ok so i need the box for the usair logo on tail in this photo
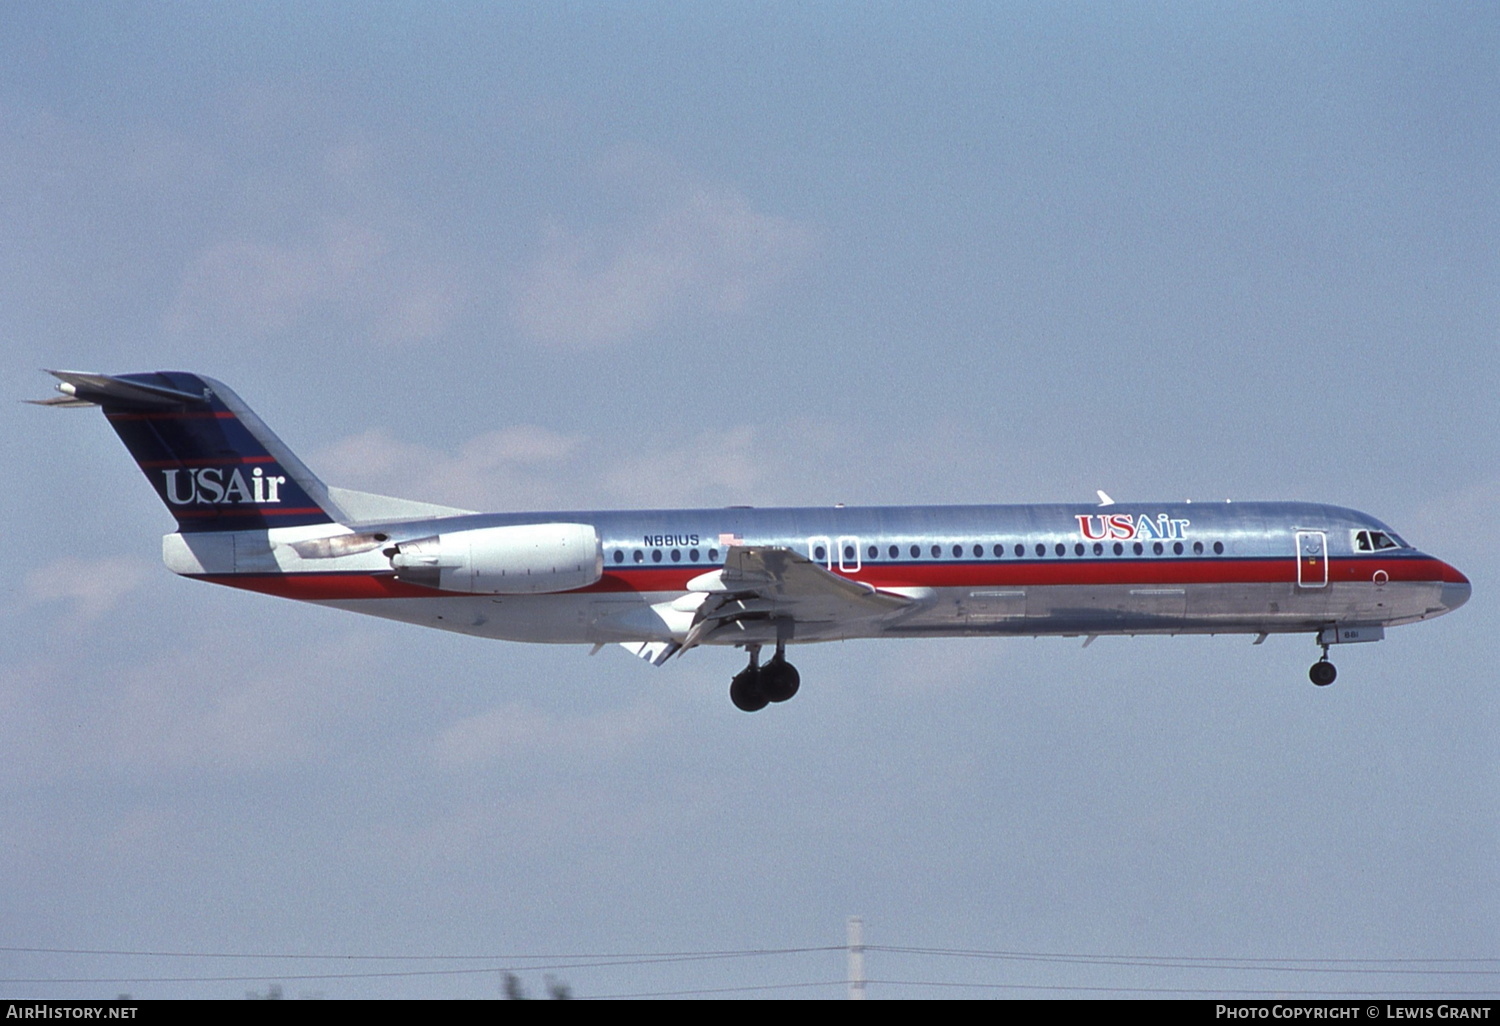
[163,466,288,505]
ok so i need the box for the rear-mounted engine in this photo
[388,523,602,594]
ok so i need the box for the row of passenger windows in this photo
[818,541,1225,560]
[612,547,721,565]
[609,540,1227,565]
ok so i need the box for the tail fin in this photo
[34,370,342,533]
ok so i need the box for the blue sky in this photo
[2,2,1496,999]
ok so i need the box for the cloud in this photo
[101,631,377,772]
[23,556,149,621]
[158,107,464,346]
[0,626,386,785]
[313,424,588,511]
[511,176,816,347]
[165,218,459,344]
[310,412,1001,514]
[312,416,846,513]
[598,425,781,508]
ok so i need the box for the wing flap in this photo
[667,545,915,654]
[715,545,911,617]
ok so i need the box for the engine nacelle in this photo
[390,523,602,594]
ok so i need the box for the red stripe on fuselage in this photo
[198,573,445,600]
[191,556,1465,602]
[586,556,1464,590]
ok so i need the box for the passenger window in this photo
[652,549,663,563]
[1035,543,1046,557]
[931,544,942,558]
[633,550,644,563]
[815,545,827,561]
[708,548,719,561]
[1055,543,1065,557]
[973,544,983,558]
[689,548,699,561]
[953,544,963,558]
[1173,542,1183,555]
[993,544,1004,557]
[671,549,681,562]
[1133,542,1144,555]
[1153,542,1164,555]
[1092,542,1103,556]
[1193,541,1204,555]
[911,544,921,558]
[1014,543,1024,557]
[889,545,899,559]
[1113,542,1124,556]
[613,550,624,564]
[868,545,878,559]
[845,545,857,561]
[1074,543,1085,556]
[1213,541,1224,555]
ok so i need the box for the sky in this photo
[1,1,1496,1000]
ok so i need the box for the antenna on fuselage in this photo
[1096,490,1115,507]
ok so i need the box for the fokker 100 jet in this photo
[36,370,1470,711]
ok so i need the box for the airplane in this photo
[34,370,1471,711]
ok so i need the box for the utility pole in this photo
[847,916,866,1000]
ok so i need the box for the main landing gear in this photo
[1309,641,1337,687]
[729,642,801,712]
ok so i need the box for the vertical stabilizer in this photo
[35,370,344,533]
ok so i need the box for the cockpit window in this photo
[1354,529,1405,552]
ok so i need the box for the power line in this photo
[873,944,1500,964]
[868,945,1500,975]
[581,980,846,999]
[864,979,1500,997]
[0,944,837,961]
[5,938,1496,996]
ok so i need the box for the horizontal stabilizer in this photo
[31,370,210,409]
[326,486,475,525]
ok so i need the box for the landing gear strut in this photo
[729,646,768,712]
[728,642,801,712]
[1309,642,1337,687]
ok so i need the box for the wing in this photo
[619,545,918,666]
[676,545,915,652]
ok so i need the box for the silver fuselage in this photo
[174,500,1470,648]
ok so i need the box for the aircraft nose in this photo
[1439,563,1471,614]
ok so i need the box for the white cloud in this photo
[0,628,385,782]
[311,416,846,513]
[511,171,816,346]
[310,412,994,514]
[23,556,149,621]
[101,633,364,771]
[165,217,459,344]
[599,425,780,508]
[312,424,588,511]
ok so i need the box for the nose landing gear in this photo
[1309,641,1337,686]
[728,642,801,712]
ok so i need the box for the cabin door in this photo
[1296,531,1328,588]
